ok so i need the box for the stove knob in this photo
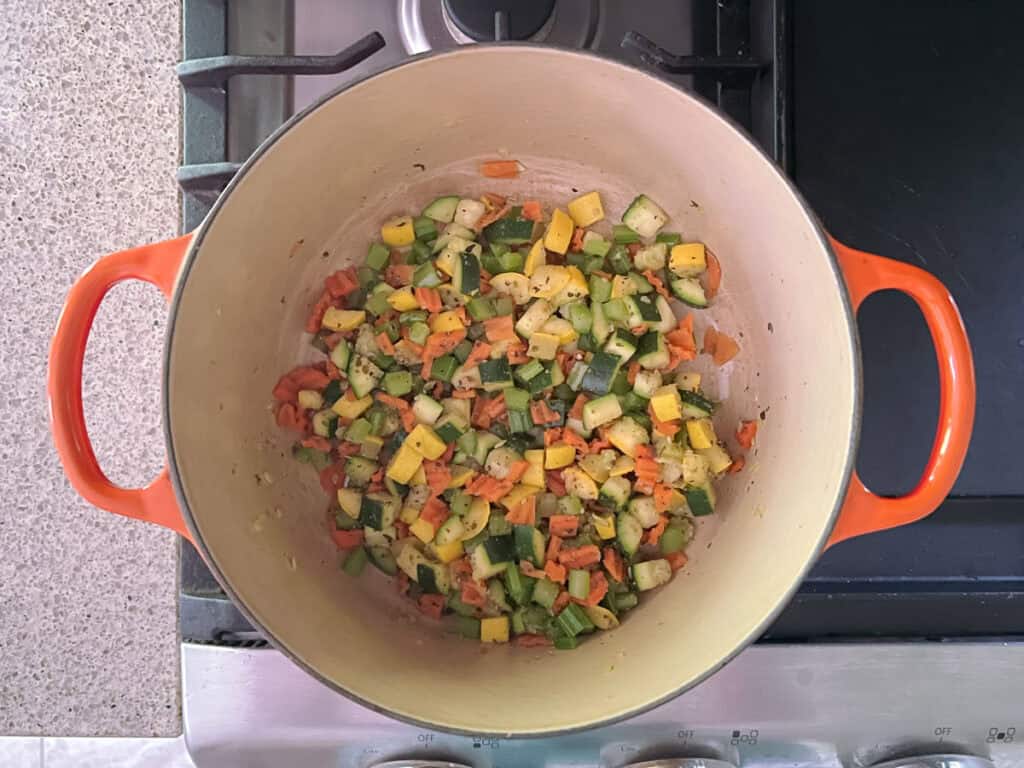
[622,760,737,768]
[373,762,472,768]
[872,756,995,768]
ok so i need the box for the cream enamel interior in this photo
[166,47,857,735]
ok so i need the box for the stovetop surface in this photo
[178,0,1024,645]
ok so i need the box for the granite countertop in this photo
[0,1,182,736]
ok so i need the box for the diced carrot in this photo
[475,203,512,231]
[287,366,331,391]
[441,443,455,463]
[551,590,571,614]
[574,570,609,607]
[568,394,588,422]
[644,515,669,545]
[506,341,529,364]
[627,361,640,386]
[506,494,537,525]
[479,159,520,179]
[418,594,445,620]
[571,227,586,252]
[665,343,696,372]
[420,497,450,530]
[530,400,561,425]
[558,545,601,569]
[483,315,516,341]
[275,403,308,433]
[414,287,442,313]
[423,329,467,360]
[481,192,507,209]
[514,633,553,647]
[471,395,493,429]
[331,529,364,550]
[544,560,567,584]
[548,515,579,538]
[546,470,566,496]
[301,436,333,452]
[589,438,612,454]
[521,200,543,222]
[485,393,507,419]
[653,485,674,514]
[376,332,396,356]
[451,557,473,581]
[272,377,298,403]
[384,264,414,288]
[545,534,563,563]
[337,441,361,456]
[394,520,410,539]
[460,580,488,607]
[324,267,360,299]
[666,314,697,354]
[650,405,681,437]
[305,289,334,333]
[544,427,563,447]
[505,460,531,484]
[642,269,671,300]
[318,462,347,496]
[736,419,759,449]
[603,547,626,583]
[422,460,453,498]
[464,341,492,367]
[324,360,342,380]
[465,475,514,503]
[375,392,411,412]
[563,428,588,454]
[704,327,739,366]
[396,572,410,596]
[727,455,746,474]
[705,250,722,299]
[666,552,689,571]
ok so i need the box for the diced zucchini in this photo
[580,351,621,395]
[622,194,669,238]
[671,277,709,308]
[605,416,649,458]
[422,195,460,223]
[591,300,611,344]
[562,467,598,500]
[679,389,716,418]
[632,559,672,591]
[582,393,623,432]
[600,476,632,510]
[484,216,536,246]
[514,524,546,567]
[604,328,638,361]
[485,445,523,480]
[615,513,643,555]
[636,332,670,370]
[479,358,513,391]
[453,249,481,295]
[453,198,486,229]
[435,516,466,546]
[633,293,662,323]
[515,299,555,339]
[471,544,509,581]
[412,393,444,425]
[367,545,398,575]
[329,338,351,371]
[653,294,677,333]
[348,355,384,398]
[700,443,734,475]
[633,369,662,399]
[633,242,668,271]
[685,481,717,516]
[628,496,659,528]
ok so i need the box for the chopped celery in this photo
[366,242,390,270]
[612,224,641,244]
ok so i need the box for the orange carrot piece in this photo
[505,460,531,484]
[705,250,722,299]
[331,529,364,550]
[727,455,746,474]
[301,436,333,452]
[575,570,609,607]
[530,399,560,425]
[275,403,308,433]
[423,460,453,498]
[376,332,396,356]
[452,387,477,399]
[464,340,492,367]
[551,589,572,614]
[546,534,563,563]
[570,227,586,252]
[643,269,671,300]
[481,192,507,209]
[414,287,442,313]
[460,580,488,607]
[337,441,361,457]
[521,200,543,221]
[644,515,669,545]
[471,395,493,429]
[418,594,446,620]
[479,159,520,178]
[324,267,360,298]
[548,515,579,538]
[505,495,537,526]
[384,264,414,288]
[544,560,567,584]
[375,392,411,412]
[506,341,529,364]
[475,203,512,231]
[563,428,588,454]
[736,419,759,449]
[666,552,689,571]
[305,289,334,334]
[287,366,331,390]
[650,405,681,437]
[544,427,563,447]
[483,315,516,341]
[627,361,640,386]
[485,393,507,419]
[420,497,450,530]
[711,329,740,366]
[603,547,626,582]
[568,394,588,422]
[653,485,674,514]
[558,545,601,569]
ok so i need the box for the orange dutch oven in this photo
[48,47,975,736]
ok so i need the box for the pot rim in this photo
[162,43,862,738]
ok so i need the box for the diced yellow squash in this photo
[610,275,638,299]
[381,215,415,247]
[685,418,717,450]
[524,239,546,277]
[432,540,464,564]
[669,243,707,276]
[448,465,477,489]
[410,464,427,486]
[430,310,465,334]
[592,513,616,540]
[541,317,577,345]
[406,424,446,460]
[544,208,574,255]
[399,506,421,524]
[677,372,701,391]
[499,483,542,511]
[650,385,684,422]
[552,265,589,306]
[490,272,531,304]
[360,434,384,459]
[321,308,365,332]
[437,283,465,308]
[434,249,457,277]
[332,393,373,419]
[667,489,688,513]
[529,265,571,300]
[480,615,510,643]
[514,298,555,338]
[409,517,436,544]
[462,497,491,539]
[545,443,576,470]
[609,454,635,476]
[297,389,324,410]
[523,450,546,487]
[526,331,561,361]
[386,442,424,484]
[386,287,419,312]
[337,489,362,518]
[567,191,605,228]
[562,466,598,500]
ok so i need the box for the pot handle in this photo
[48,236,194,543]
[826,236,975,548]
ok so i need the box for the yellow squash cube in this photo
[610,275,638,299]
[386,442,424,484]
[524,239,546,277]
[543,208,574,255]
[526,331,561,361]
[410,464,427,486]
[529,265,570,300]
[332,393,373,420]
[399,506,421,524]
[592,513,616,540]
[552,265,590,305]
[480,615,510,643]
[522,450,546,487]
[567,191,605,227]
[545,443,576,470]
[685,418,717,450]
[677,372,701,392]
[429,310,465,334]
[321,308,365,332]
[434,249,457,277]
[499,483,542,511]
[541,317,578,345]
[409,517,436,544]
[650,385,683,422]
[432,540,464,564]
[609,455,635,476]
[381,215,415,247]
[490,272,531,304]
[447,466,476,489]
[669,243,707,276]
[386,287,419,312]
[405,425,446,460]
[337,489,362,518]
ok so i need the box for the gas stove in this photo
[176,2,1024,766]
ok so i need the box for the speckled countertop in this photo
[0,1,182,736]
